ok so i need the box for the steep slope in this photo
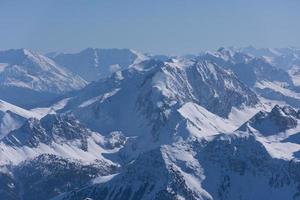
[0,49,87,108]
[0,114,125,165]
[202,48,294,87]
[234,46,300,70]
[239,105,299,136]
[49,48,147,82]
[197,133,300,200]
[200,48,300,107]
[233,46,300,87]
[237,105,300,160]
[3,48,300,200]
[57,105,300,200]
[0,99,40,138]
[58,146,213,200]
[0,113,126,200]
[52,56,300,200]
[59,58,258,139]
[59,136,300,200]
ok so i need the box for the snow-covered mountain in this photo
[200,48,300,107]
[0,49,87,108]
[231,46,300,87]
[0,99,42,138]
[48,48,147,82]
[41,88,300,200]
[0,113,123,200]
[2,47,300,200]
[57,58,258,139]
[231,46,300,70]
[56,105,300,200]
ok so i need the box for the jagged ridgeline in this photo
[1,47,300,200]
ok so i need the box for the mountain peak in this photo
[239,105,298,135]
[51,48,147,82]
[3,113,91,149]
[0,48,87,108]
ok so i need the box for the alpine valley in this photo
[1,47,300,200]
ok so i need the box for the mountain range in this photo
[0,49,86,108]
[1,46,300,200]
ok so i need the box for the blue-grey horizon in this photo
[0,0,300,55]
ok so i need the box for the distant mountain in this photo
[49,48,147,82]
[0,49,87,108]
[200,48,300,107]
[2,47,300,200]
[231,46,300,70]
[230,46,300,87]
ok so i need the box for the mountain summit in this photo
[0,49,86,108]
[49,48,147,82]
[1,47,300,200]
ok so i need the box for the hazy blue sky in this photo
[0,0,300,54]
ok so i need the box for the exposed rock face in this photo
[0,113,120,200]
[3,114,91,149]
[13,154,117,200]
[2,47,300,200]
[239,105,299,135]
[200,48,300,107]
[60,58,258,140]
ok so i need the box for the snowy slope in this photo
[200,48,300,107]
[49,48,147,82]
[50,56,300,200]
[0,96,73,139]
[0,49,87,108]
[0,99,41,138]
[56,104,300,200]
[238,105,300,160]
[2,47,300,200]
[234,46,300,90]
[0,113,125,200]
[0,114,125,165]
[57,58,258,140]
[232,46,300,70]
